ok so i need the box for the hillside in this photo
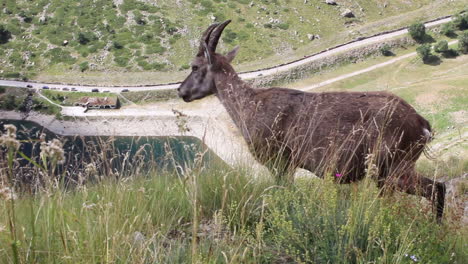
[0,0,466,84]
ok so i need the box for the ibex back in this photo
[178,20,446,221]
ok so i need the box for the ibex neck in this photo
[214,71,255,127]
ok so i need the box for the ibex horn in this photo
[208,20,231,52]
[198,23,219,55]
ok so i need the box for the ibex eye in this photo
[192,65,199,71]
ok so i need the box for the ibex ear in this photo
[202,42,213,65]
[226,46,239,63]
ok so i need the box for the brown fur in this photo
[178,20,446,221]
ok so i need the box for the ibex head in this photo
[178,20,239,102]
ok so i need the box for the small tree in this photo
[434,40,449,53]
[77,32,97,45]
[440,22,456,37]
[458,31,468,54]
[112,41,124,49]
[0,25,12,44]
[416,44,432,62]
[380,44,392,56]
[452,13,468,30]
[79,61,89,72]
[409,22,426,42]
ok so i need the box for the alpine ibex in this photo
[178,20,445,221]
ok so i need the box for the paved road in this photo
[0,17,453,93]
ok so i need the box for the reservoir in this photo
[0,119,224,185]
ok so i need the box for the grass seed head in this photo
[0,186,17,201]
[40,138,66,164]
[0,124,20,150]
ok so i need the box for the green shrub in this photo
[137,59,151,70]
[0,86,6,93]
[0,94,17,110]
[222,29,237,43]
[79,61,89,72]
[134,11,146,25]
[165,25,178,35]
[213,12,226,22]
[128,43,141,49]
[3,72,21,78]
[114,56,130,67]
[113,41,124,49]
[18,11,33,23]
[0,25,12,44]
[78,32,97,45]
[169,33,181,45]
[5,18,21,36]
[408,22,426,42]
[434,40,448,53]
[237,31,249,41]
[440,22,456,37]
[145,43,166,55]
[151,62,165,71]
[139,33,153,44]
[180,64,190,70]
[416,44,432,62]
[276,23,289,30]
[458,31,468,53]
[379,44,392,56]
[452,13,468,30]
[113,31,133,45]
[9,52,25,67]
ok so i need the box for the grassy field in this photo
[41,90,118,106]
[0,144,466,263]
[0,0,466,84]
[120,89,178,104]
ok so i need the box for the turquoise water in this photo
[0,119,224,179]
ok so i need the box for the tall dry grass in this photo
[0,123,466,263]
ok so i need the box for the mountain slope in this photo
[0,0,466,83]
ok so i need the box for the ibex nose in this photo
[177,87,191,102]
[181,95,191,102]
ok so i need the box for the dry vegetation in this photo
[0,120,467,263]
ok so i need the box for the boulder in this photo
[445,173,468,225]
[325,0,337,5]
[341,9,355,18]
